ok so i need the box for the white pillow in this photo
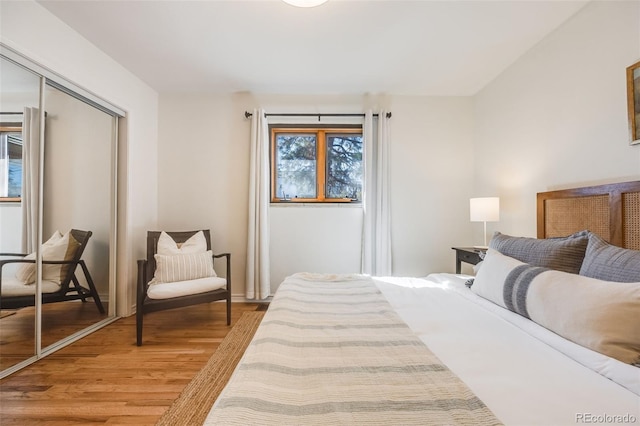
[470,248,522,308]
[151,250,217,284]
[15,231,81,285]
[157,231,207,255]
[472,249,640,365]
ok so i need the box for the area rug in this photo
[156,311,265,426]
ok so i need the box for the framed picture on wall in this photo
[627,60,640,145]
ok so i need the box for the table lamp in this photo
[470,197,500,248]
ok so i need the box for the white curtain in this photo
[245,108,271,299]
[361,110,392,276]
[21,107,41,253]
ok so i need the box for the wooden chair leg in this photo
[79,261,105,314]
[226,296,231,326]
[136,310,143,346]
[70,275,89,303]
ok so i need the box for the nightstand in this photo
[451,247,487,274]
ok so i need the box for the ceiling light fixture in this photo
[282,0,329,7]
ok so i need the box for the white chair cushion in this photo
[1,276,62,296]
[146,276,227,300]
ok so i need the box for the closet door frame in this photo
[0,44,122,379]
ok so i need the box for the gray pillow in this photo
[489,230,588,274]
[579,232,640,283]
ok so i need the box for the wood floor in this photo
[0,301,111,372]
[0,301,262,425]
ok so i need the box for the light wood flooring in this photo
[0,301,111,372]
[0,301,262,425]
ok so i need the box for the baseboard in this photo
[231,294,272,304]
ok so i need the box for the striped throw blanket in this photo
[205,273,501,425]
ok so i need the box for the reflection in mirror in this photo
[40,84,113,350]
[1,49,119,378]
[0,56,40,372]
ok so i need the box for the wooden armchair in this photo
[136,230,231,346]
[0,229,105,313]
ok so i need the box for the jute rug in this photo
[156,311,265,426]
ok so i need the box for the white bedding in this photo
[375,273,640,425]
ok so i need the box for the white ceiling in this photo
[37,0,588,96]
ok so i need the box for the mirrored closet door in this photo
[0,48,120,378]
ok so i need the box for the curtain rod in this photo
[244,111,392,120]
[0,111,47,117]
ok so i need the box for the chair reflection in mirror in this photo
[0,229,105,313]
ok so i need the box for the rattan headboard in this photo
[537,181,640,250]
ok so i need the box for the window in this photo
[0,131,22,201]
[271,126,363,203]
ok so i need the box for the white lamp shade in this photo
[470,197,500,222]
[282,0,328,7]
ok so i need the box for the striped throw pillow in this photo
[473,249,640,365]
[152,250,217,284]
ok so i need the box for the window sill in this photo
[270,202,362,208]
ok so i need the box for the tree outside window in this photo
[271,127,362,203]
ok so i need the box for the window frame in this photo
[0,126,23,202]
[270,125,363,204]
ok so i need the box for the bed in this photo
[205,181,640,425]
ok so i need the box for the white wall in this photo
[474,1,640,238]
[390,96,477,275]
[157,94,247,295]
[269,205,363,290]
[0,203,21,252]
[158,93,476,296]
[0,0,159,315]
